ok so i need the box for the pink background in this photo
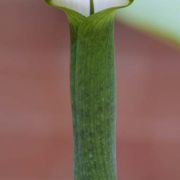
[0,1,180,179]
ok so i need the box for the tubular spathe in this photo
[44,0,134,179]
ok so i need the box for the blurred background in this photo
[0,0,180,180]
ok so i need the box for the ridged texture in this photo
[44,1,134,179]
[70,12,117,180]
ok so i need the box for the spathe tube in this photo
[44,1,133,180]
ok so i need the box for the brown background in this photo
[0,1,180,180]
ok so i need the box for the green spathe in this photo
[44,1,133,179]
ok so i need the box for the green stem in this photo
[44,1,133,180]
[90,0,95,15]
[70,12,117,180]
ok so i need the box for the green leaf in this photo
[118,0,180,46]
